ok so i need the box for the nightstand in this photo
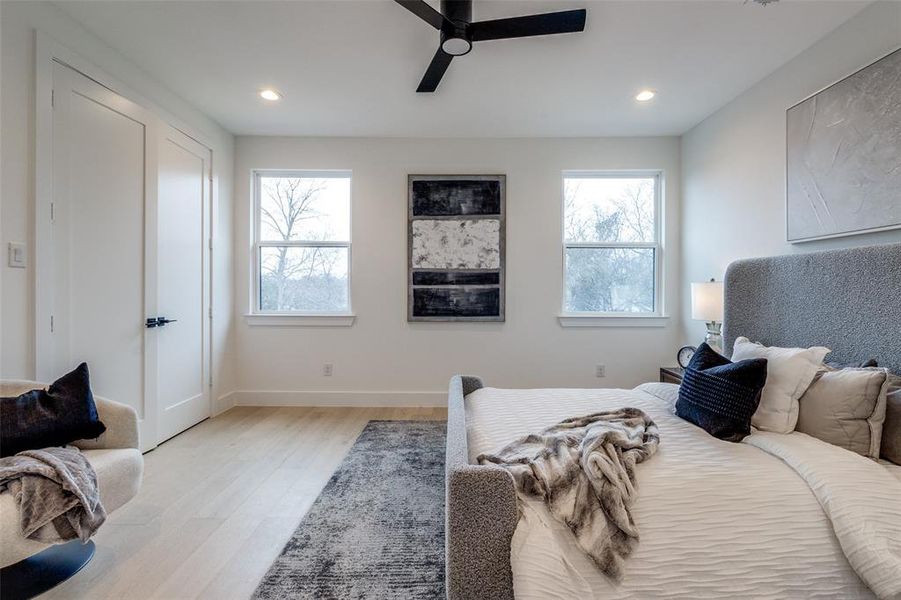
[659,367,684,384]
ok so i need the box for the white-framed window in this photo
[252,170,352,315]
[562,171,662,316]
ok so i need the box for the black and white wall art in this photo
[786,47,901,242]
[408,175,505,321]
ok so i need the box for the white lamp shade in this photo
[691,281,724,321]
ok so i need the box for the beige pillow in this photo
[796,367,888,459]
[731,337,830,433]
[882,375,901,465]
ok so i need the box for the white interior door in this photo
[50,61,158,449]
[156,127,212,443]
[49,62,213,449]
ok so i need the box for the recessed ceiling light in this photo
[259,89,282,101]
[635,90,656,102]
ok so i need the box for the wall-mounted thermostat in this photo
[8,242,26,268]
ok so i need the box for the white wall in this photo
[9,0,892,409]
[233,136,681,405]
[0,1,236,411]
[681,1,901,346]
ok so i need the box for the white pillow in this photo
[731,336,830,433]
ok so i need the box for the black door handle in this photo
[145,317,178,328]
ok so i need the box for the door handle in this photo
[145,317,178,328]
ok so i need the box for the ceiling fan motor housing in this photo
[440,0,473,56]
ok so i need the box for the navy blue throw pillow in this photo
[1,362,106,457]
[675,343,768,442]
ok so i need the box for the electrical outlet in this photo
[595,364,606,378]
[7,242,25,268]
[322,363,333,377]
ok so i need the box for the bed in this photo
[444,242,901,600]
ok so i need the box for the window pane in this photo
[259,176,350,242]
[260,246,348,312]
[564,247,655,313]
[564,177,656,243]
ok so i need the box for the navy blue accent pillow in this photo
[675,343,768,442]
[0,363,106,457]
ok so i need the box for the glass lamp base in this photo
[705,321,723,354]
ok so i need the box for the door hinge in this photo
[208,307,213,319]
[50,315,54,333]
[50,203,55,222]
[208,238,213,251]
[51,89,54,108]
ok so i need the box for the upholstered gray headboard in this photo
[723,243,901,374]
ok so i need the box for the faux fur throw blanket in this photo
[0,446,106,543]
[477,408,660,580]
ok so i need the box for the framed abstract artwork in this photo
[407,175,505,321]
[786,47,901,242]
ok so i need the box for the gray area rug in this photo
[252,420,446,600]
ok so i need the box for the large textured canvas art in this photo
[408,175,505,321]
[786,47,901,242]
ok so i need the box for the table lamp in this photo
[691,279,724,353]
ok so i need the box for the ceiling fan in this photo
[395,0,587,92]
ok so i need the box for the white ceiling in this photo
[55,0,869,137]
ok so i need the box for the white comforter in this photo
[466,383,901,600]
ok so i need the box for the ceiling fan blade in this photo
[395,0,451,30]
[470,9,586,42]
[416,48,454,93]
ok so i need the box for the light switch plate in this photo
[8,242,26,268]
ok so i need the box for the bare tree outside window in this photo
[255,172,351,313]
[563,175,660,313]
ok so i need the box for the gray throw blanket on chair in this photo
[0,446,106,543]
[477,408,659,581]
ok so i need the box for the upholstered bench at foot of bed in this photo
[445,375,519,600]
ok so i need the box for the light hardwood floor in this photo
[42,406,447,600]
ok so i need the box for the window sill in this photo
[244,313,356,327]
[557,314,669,328]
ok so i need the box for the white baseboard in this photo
[231,389,447,407]
[213,391,238,415]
